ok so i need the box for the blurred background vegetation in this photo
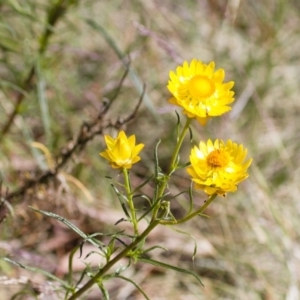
[1,0,300,299]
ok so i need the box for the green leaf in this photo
[1,257,71,289]
[139,257,204,286]
[84,250,103,260]
[132,175,154,194]
[175,110,181,142]
[10,290,38,300]
[67,244,81,287]
[142,245,168,254]
[165,190,187,201]
[115,263,129,275]
[74,267,87,289]
[175,110,181,126]
[168,227,198,261]
[111,184,130,218]
[188,126,193,142]
[29,207,101,248]
[116,275,150,300]
[98,282,109,300]
[175,161,191,169]
[188,181,194,214]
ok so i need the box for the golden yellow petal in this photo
[190,59,197,74]
[199,141,208,155]
[196,116,209,126]
[168,97,179,105]
[104,135,116,149]
[212,68,225,83]
[128,135,136,148]
[118,131,127,140]
[99,151,110,160]
[131,156,141,164]
[209,105,231,116]
[204,186,218,195]
[183,61,190,77]
[169,71,179,83]
[133,143,144,156]
[204,61,215,76]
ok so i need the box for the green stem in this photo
[67,220,160,300]
[63,244,80,299]
[168,118,192,174]
[152,118,192,220]
[160,194,218,225]
[123,168,138,235]
[67,244,81,286]
[68,118,193,298]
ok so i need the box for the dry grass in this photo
[1,0,300,299]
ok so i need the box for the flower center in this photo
[188,76,215,99]
[207,149,229,168]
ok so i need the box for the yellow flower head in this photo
[100,131,144,169]
[167,59,235,125]
[187,139,252,196]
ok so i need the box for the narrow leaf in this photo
[116,275,150,300]
[98,282,110,300]
[132,175,154,194]
[111,184,130,218]
[175,110,180,126]
[169,227,198,261]
[188,181,194,214]
[2,257,70,289]
[139,257,204,286]
[142,245,168,254]
[188,126,193,142]
[175,110,180,142]
[29,207,101,248]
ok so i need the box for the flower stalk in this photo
[151,117,192,221]
[123,168,139,235]
[159,194,218,225]
[168,117,192,174]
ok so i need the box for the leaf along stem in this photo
[67,220,160,300]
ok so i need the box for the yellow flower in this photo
[187,139,252,196]
[167,59,235,125]
[100,131,144,169]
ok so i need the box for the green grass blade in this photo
[36,59,51,145]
